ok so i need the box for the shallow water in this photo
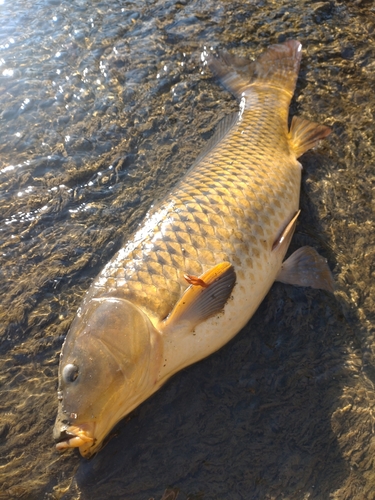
[0,0,375,498]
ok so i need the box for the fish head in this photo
[53,296,162,458]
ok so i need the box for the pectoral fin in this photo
[289,116,331,158]
[276,246,335,292]
[161,262,236,334]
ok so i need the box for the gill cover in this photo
[54,296,162,451]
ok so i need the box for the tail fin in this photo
[207,40,302,99]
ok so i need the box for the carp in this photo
[53,40,333,458]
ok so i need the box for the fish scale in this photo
[87,91,300,322]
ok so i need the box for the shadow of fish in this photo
[53,40,333,458]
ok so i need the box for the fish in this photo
[53,40,334,458]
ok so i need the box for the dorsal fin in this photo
[206,40,302,99]
[188,113,240,170]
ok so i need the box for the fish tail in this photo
[207,40,302,99]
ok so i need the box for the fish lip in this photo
[54,427,77,445]
[55,422,96,454]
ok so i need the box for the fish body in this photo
[54,40,333,457]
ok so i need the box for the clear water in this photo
[0,0,374,498]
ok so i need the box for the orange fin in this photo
[272,210,301,252]
[206,40,302,99]
[162,262,236,334]
[276,246,335,292]
[184,274,209,288]
[289,116,331,158]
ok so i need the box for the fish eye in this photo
[62,363,79,383]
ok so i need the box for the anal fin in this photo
[289,116,331,158]
[276,246,335,292]
[161,262,236,335]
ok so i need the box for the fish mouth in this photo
[55,423,95,455]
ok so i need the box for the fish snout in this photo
[54,419,95,454]
[53,409,70,442]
